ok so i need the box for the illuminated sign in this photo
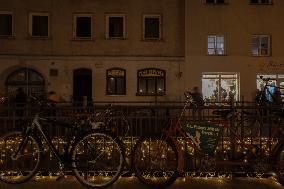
[138,68,164,77]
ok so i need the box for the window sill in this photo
[249,3,273,5]
[136,93,165,96]
[106,94,126,96]
[207,54,227,56]
[142,38,163,42]
[105,37,126,40]
[204,3,229,5]
[0,35,15,39]
[28,36,50,40]
[251,54,271,57]
[72,37,93,41]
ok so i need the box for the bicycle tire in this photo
[0,131,42,184]
[132,135,179,188]
[275,144,284,186]
[71,132,124,188]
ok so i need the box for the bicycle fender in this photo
[171,138,184,174]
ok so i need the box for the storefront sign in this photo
[138,69,164,77]
[259,60,284,72]
[107,69,125,77]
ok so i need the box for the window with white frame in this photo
[250,0,272,4]
[205,0,226,4]
[251,35,270,56]
[106,14,125,39]
[207,35,225,55]
[256,74,284,102]
[29,13,49,38]
[0,12,12,37]
[73,14,92,39]
[143,15,161,40]
[202,73,239,102]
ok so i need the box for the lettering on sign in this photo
[138,69,164,77]
[107,69,125,77]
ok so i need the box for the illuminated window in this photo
[256,74,284,102]
[106,14,125,39]
[106,68,126,95]
[251,35,270,56]
[73,14,92,39]
[137,68,165,96]
[202,73,239,102]
[0,12,12,36]
[29,13,49,38]
[208,35,225,55]
[143,15,161,40]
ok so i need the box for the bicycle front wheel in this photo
[133,136,179,188]
[0,131,42,184]
[71,132,124,188]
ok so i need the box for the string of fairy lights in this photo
[0,136,280,180]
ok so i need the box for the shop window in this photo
[137,68,165,96]
[0,12,12,36]
[74,14,92,39]
[143,15,161,40]
[29,13,49,38]
[106,14,125,39]
[202,73,239,102]
[106,68,126,95]
[251,35,270,56]
[256,74,284,102]
[208,35,225,55]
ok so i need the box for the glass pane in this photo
[220,78,238,101]
[157,78,165,94]
[148,78,156,94]
[208,49,215,55]
[32,15,48,37]
[109,17,123,38]
[116,78,125,94]
[208,36,215,43]
[138,78,147,94]
[216,36,224,43]
[107,78,116,94]
[76,16,91,37]
[202,78,219,102]
[216,49,224,55]
[144,17,160,39]
[29,70,44,83]
[0,14,12,36]
[208,43,215,49]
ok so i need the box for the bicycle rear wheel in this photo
[133,136,179,188]
[0,131,42,184]
[71,132,124,188]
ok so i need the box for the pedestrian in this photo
[191,86,204,120]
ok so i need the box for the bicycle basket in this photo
[181,121,223,155]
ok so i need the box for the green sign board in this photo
[181,122,223,155]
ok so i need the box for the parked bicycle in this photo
[132,92,284,188]
[0,97,125,188]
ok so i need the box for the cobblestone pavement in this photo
[0,176,284,189]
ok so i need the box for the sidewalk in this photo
[0,176,283,189]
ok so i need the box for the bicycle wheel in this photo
[71,132,124,188]
[133,136,179,188]
[0,131,42,184]
[276,145,284,186]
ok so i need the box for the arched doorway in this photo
[73,68,92,105]
[5,68,45,97]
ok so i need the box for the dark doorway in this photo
[73,68,92,106]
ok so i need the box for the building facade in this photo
[0,0,284,103]
[186,0,284,102]
[0,0,185,103]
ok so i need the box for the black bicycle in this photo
[0,97,124,188]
